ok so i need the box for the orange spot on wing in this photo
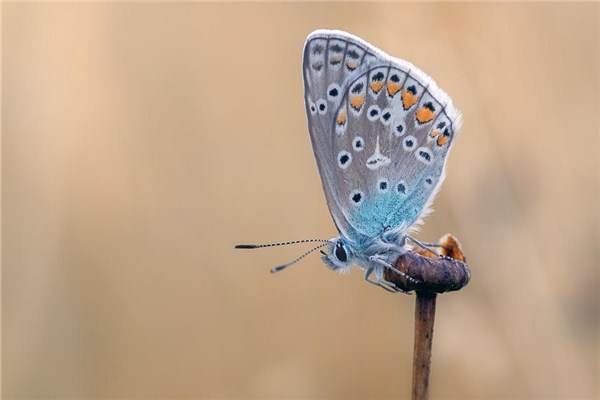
[336,112,347,125]
[346,61,359,70]
[370,81,384,94]
[386,82,401,96]
[437,135,448,146]
[401,90,418,110]
[416,107,435,124]
[349,95,365,111]
[430,130,441,138]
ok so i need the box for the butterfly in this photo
[237,30,462,293]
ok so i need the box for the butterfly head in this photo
[322,237,355,272]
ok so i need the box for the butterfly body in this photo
[303,30,462,288]
[321,231,405,277]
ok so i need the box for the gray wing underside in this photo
[302,30,378,239]
[302,30,462,241]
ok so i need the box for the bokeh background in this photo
[3,2,599,399]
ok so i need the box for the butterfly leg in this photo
[364,266,399,293]
[369,255,420,287]
[377,277,411,295]
[405,235,447,258]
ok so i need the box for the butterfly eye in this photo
[334,242,348,262]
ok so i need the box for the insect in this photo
[237,30,462,293]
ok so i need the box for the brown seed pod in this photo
[384,234,471,293]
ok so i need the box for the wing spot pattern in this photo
[402,85,418,110]
[370,71,386,94]
[308,100,317,115]
[387,73,402,97]
[403,135,417,152]
[312,43,325,55]
[349,95,365,112]
[327,83,341,102]
[416,147,434,165]
[352,136,364,152]
[438,128,451,146]
[416,102,436,124]
[378,178,390,193]
[316,99,327,114]
[380,109,392,125]
[312,61,324,71]
[367,105,381,121]
[346,48,361,71]
[337,150,352,169]
[350,190,364,205]
[336,111,347,126]
[397,182,407,195]
[366,136,391,170]
[395,124,405,136]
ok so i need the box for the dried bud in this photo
[385,234,471,293]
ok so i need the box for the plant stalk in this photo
[412,290,437,400]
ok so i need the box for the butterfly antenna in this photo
[270,243,329,273]
[235,238,332,249]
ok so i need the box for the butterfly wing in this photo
[302,30,379,241]
[303,30,462,242]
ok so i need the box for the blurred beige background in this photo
[3,2,599,399]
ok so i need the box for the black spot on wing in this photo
[347,49,360,59]
[330,43,343,53]
[351,82,364,94]
[419,150,431,162]
[312,44,325,55]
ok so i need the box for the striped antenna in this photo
[270,243,329,273]
[235,238,332,249]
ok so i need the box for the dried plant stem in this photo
[385,234,469,400]
[412,290,437,400]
